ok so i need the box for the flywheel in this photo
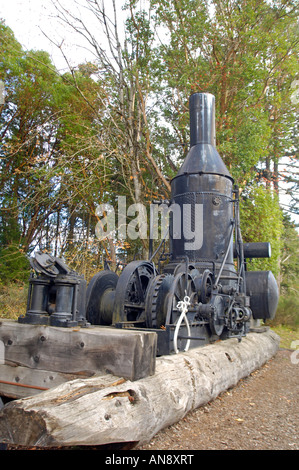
[86,270,118,325]
[112,260,158,325]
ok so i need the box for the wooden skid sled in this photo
[0,319,157,399]
[0,326,280,448]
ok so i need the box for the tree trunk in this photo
[0,329,280,448]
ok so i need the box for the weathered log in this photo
[0,329,280,448]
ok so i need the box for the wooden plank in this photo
[0,364,93,399]
[0,320,156,382]
[0,329,280,448]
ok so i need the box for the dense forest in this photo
[0,0,298,326]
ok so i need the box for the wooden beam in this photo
[0,329,280,448]
[0,320,157,384]
[0,364,93,399]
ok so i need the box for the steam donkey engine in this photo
[20,93,279,355]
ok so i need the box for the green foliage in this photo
[273,295,299,329]
[0,245,30,284]
[239,185,283,277]
[0,22,62,255]
[271,214,299,328]
[0,1,298,302]
[239,186,299,330]
[151,0,298,190]
[280,214,299,293]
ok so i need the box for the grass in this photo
[271,324,299,350]
[0,282,28,320]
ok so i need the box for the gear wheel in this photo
[145,274,174,328]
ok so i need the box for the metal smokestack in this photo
[174,93,232,180]
[189,92,216,147]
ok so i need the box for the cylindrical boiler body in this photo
[169,93,235,276]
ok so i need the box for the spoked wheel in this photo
[113,260,158,325]
[165,272,198,353]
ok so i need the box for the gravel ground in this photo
[136,349,299,451]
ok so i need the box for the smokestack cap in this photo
[174,93,233,181]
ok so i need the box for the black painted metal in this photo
[19,252,89,328]
[233,242,271,259]
[168,93,235,280]
[245,271,279,320]
[112,260,158,325]
[86,271,118,325]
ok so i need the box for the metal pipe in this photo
[189,93,216,147]
[214,221,235,287]
[233,242,271,259]
[0,379,49,391]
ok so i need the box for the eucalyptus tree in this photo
[149,0,298,274]
[48,0,175,263]
[0,22,63,281]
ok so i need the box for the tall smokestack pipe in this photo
[173,93,232,180]
[189,92,216,147]
[168,92,235,272]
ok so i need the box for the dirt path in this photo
[136,349,299,451]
